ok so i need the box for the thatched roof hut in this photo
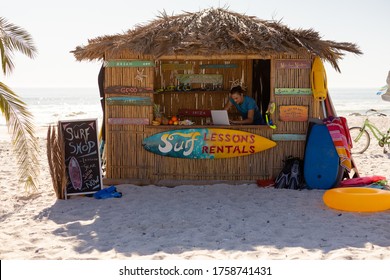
[71,7,361,71]
[70,8,362,186]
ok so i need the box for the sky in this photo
[2,0,390,89]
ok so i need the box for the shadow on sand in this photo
[37,184,390,259]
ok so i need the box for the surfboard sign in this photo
[105,86,154,94]
[142,128,276,159]
[104,60,155,67]
[106,96,153,106]
[199,64,238,69]
[274,88,312,95]
[176,74,223,85]
[161,63,193,71]
[275,59,311,69]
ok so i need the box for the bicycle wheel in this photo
[349,127,370,154]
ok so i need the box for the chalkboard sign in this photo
[59,119,103,196]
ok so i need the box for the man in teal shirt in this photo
[224,86,265,125]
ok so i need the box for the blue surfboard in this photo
[304,123,344,189]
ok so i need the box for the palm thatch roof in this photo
[71,8,362,71]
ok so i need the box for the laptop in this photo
[211,110,230,125]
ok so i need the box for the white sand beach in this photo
[1,115,390,261]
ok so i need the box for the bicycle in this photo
[349,109,390,154]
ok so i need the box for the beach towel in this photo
[339,176,387,187]
[323,116,352,171]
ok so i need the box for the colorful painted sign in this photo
[275,59,311,69]
[271,134,307,141]
[279,106,309,122]
[104,60,155,67]
[178,109,211,117]
[200,64,238,69]
[108,118,149,125]
[105,86,154,94]
[275,88,312,95]
[161,63,193,71]
[176,74,223,85]
[106,96,152,106]
[142,128,276,159]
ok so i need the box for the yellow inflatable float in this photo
[323,187,390,212]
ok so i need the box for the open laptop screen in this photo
[211,110,230,125]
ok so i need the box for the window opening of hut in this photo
[252,59,271,120]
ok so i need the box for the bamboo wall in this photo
[270,54,320,177]
[102,51,318,183]
[104,52,155,179]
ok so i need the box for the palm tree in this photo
[0,17,39,192]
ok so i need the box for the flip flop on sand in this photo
[93,185,122,199]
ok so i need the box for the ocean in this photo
[0,87,103,127]
[328,87,390,116]
[0,87,388,127]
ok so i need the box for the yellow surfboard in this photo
[311,57,328,101]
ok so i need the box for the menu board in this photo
[59,119,102,196]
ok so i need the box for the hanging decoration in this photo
[135,69,147,83]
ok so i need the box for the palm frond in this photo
[0,42,15,76]
[0,82,39,192]
[0,17,38,75]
